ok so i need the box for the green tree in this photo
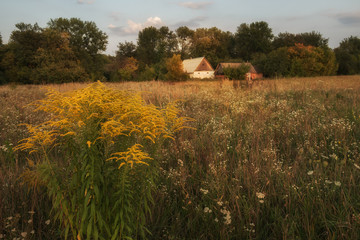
[272,31,328,49]
[1,23,43,83]
[116,41,137,61]
[31,29,88,84]
[190,27,232,66]
[255,47,291,78]
[334,36,360,75]
[222,64,250,80]
[176,26,194,59]
[165,54,187,81]
[234,21,273,61]
[137,26,178,66]
[137,27,160,65]
[47,18,108,77]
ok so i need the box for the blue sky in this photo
[1,0,359,55]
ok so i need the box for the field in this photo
[1,75,360,239]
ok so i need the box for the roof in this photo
[182,57,214,73]
[215,62,259,74]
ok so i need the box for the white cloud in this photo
[108,17,164,36]
[179,1,213,10]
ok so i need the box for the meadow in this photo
[0,76,360,239]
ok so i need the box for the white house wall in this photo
[190,71,215,79]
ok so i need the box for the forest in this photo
[0,17,360,84]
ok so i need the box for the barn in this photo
[182,57,215,79]
[215,62,263,80]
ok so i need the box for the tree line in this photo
[0,18,359,84]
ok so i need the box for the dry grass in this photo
[1,75,360,239]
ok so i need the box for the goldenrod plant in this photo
[15,81,189,239]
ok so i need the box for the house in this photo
[215,62,263,80]
[182,57,215,79]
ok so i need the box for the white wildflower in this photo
[334,181,341,187]
[307,170,314,176]
[256,192,265,199]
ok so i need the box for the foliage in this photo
[137,27,177,66]
[1,23,43,84]
[137,65,156,81]
[222,64,250,80]
[255,44,337,77]
[116,41,137,61]
[334,36,360,75]
[15,82,189,239]
[287,43,337,77]
[47,18,108,76]
[175,26,194,59]
[165,54,187,81]
[190,27,232,66]
[234,21,273,61]
[272,31,329,49]
[118,57,138,81]
[31,29,88,84]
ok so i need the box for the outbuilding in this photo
[182,57,215,79]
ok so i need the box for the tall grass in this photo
[1,76,360,239]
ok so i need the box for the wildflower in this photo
[30,230,35,234]
[200,188,209,195]
[325,180,332,184]
[45,219,50,225]
[203,207,212,213]
[86,141,91,148]
[28,219,33,224]
[214,218,219,222]
[334,181,341,187]
[217,201,223,206]
[307,170,314,176]
[177,159,184,167]
[21,232,27,238]
[256,192,265,199]
[259,200,264,204]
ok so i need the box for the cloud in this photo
[172,16,207,28]
[336,12,360,26]
[179,1,213,10]
[108,17,164,36]
[324,11,360,26]
[77,0,94,4]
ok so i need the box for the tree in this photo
[118,57,138,81]
[272,31,328,49]
[31,29,88,84]
[116,41,137,61]
[234,21,273,61]
[48,18,108,77]
[334,36,360,75]
[190,27,232,66]
[223,64,250,80]
[176,26,194,59]
[137,26,178,66]
[287,43,337,77]
[255,47,291,78]
[165,54,187,81]
[137,27,160,66]
[1,23,43,83]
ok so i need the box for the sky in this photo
[0,0,359,56]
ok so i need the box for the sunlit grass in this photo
[1,75,360,239]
